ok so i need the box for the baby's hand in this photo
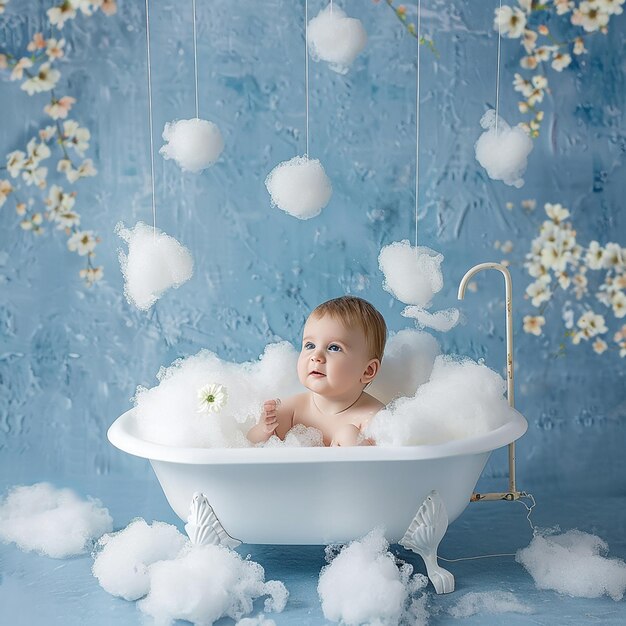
[261,399,281,435]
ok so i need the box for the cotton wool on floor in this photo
[92,517,287,625]
[317,528,429,626]
[0,482,112,558]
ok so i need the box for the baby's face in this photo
[297,313,375,399]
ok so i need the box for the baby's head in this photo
[297,296,387,399]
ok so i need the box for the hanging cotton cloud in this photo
[402,305,460,332]
[449,591,533,618]
[475,109,533,188]
[0,483,112,558]
[364,355,519,446]
[379,240,444,307]
[318,528,428,626]
[92,519,188,601]
[307,4,367,74]
[265,156,332,219]
[138,543,288,625]
[368,329,440,405]
[516,529,626,601]
[160,118,224,172]
[133,341,302,448]
[116,221,194,311]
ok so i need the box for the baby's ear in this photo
[361,359,380,385]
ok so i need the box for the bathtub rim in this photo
[108,408,528,465]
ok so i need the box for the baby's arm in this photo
[247,396,295,444]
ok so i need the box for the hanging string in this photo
[437,493,538,563]
[495,0,502,136]
[330,0,333,14]
[192,0,199,119]
[414,0,421,249]
[305,0,310,157]
[144,0,157,235]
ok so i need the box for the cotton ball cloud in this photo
[516,529,626,601]
[0,483,112,558]
[133,341,302,448]
[160,118,224,172]
[265,156,332,219]
[307,4,367,74]
[379,240,444,306]
[116,221,194,311]
[92,518,188,601]
[365,355,519,446]
[449,591,533,618]
[475,109,533,188]
[368,329,440,405]
[402,306,460,332]
[318,528,428,626]
[138,543,288,625]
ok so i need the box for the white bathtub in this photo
[108,409,527,545]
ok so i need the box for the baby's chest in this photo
[293,411,359,445]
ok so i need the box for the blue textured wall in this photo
[1,0,624,492]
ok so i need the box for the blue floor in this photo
[1,470,625,625]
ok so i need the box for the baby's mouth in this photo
[309,370,326,377]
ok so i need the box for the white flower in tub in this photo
[197,383,228,414]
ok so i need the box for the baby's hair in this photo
[310,296,387,362]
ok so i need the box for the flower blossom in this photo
[10,57,33,81]
[21,62,61,95]
[551,51,572,71]
[46,38,66,60]
[573,1,610,32]
[6,151,26,178]
[47,2,78,28]
[554,0,574,15]
[592,338,608,354]
[0,179,13,207]
[494,5,527,38]
[197,383,228,414]
[597,0,625,16]
[67,230,98,256]
[585,241,604,270]
[79,266,104,286]
[523,315,545,336]
[526,276,552,306]
[44,96,76,119]
[27,33,47,52]
[601,243,624,270]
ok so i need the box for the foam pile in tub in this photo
[132,329,516,448]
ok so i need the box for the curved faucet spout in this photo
[458,262,518,496]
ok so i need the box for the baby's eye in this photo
[304,342,315,350]
[328,344,342,352]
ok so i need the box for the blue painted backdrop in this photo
[1,0,624,493]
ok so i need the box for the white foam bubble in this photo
[378,240,444,306]
[160,118,224,172]
[236,615,276,626]
[265,156,332,219]
[402,305,460,332]
[368,329,440,405]
[475,109,533,188]
[516,529,626,601]
[307,4,367,74]
[92,518,187,601]
[0,483,112,558]
[318,528,428,625]
[138,543,288,624]
[133,342,302,448]
[116,221,194,311]
[449,591,533,618]
[261,423,324,448]
[365,355,518,446]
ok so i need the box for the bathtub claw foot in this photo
[399,490,455,594]
[185,492,241,549]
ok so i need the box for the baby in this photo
[247,296,387,447]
